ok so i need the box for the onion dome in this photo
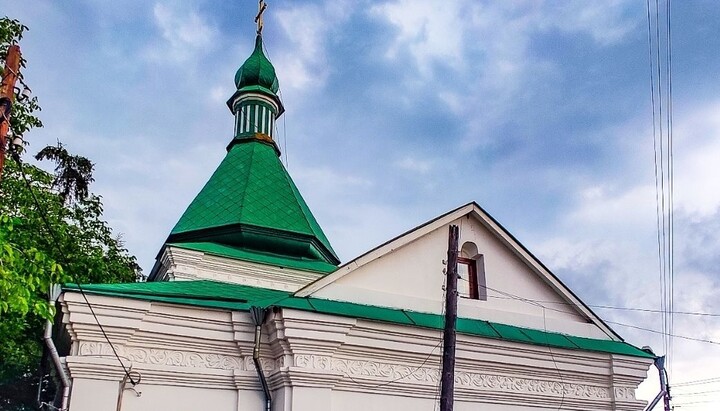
[234,35,279,95]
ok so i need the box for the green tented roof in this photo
[169,140,339,266]
[63,280,653,359]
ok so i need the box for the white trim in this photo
[231,92,280,113]
[260,106,266,134]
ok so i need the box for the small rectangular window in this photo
[457,256,487,300]
[457,257,479,299]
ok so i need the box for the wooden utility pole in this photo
[440,225,459,411]
[0,44,22,180]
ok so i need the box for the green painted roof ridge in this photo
[271,152,312,235]
[62,281,653,359]
[282,166,337,257]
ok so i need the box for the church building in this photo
[50,7,655,411]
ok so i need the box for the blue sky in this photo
[4,0,720,407]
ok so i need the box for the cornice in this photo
[165,246,322,292]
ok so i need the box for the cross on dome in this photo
[255,0,267,35]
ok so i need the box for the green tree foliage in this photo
[0,17,141,410]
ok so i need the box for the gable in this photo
[298,203,618,340]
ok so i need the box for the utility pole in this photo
[0,44,21,180]
[440,224,459,411]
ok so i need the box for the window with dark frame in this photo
[457,256,479,299]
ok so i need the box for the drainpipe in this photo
[43,284,71,410]
[643,356,671,411]
[249,307,271,411]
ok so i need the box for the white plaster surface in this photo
[313,215,605,338]
[59,293,651,411]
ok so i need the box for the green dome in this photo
[234,35,279,94]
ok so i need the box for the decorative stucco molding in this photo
[78,342,243,371]
[614,386,637,400]
[293,354,621,400]
[242,355,280,372]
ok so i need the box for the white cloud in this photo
[371,0,636,77]
[673,101,720,215]
[568,183,657,235]
[273,0,353,90]
[369,0,465,76]
[369,0,639,147]
[543,1,638,46]
[292,164,374,196]
[527,99,720,410]
[394,156,435,174]
[209,85,227,103]
[146,2,218,63]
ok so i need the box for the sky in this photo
[3,0,720,408]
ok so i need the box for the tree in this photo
[0,17,141,410]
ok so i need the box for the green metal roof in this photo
[169,140,339,266]
[63,280,653,359]
[235,35,279,94]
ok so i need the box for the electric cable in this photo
[456,277,720,346]
[666,0,676,377]
[671,389,720,397]
[646,0,676,377]
[646,0,667,362]
[483,294,720,318]
[11,152,138,386]
[674,377,720,387]
[432,266,447,411]
[602,321,720,346]
[541,306,566,410]
[654,0,670,365]
[260,38,289,169]
[337,335,444,390]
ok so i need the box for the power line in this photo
[12,153,138,386]
[261,38,288,169]
[604,321,720,346]
[672,389,720,397]
[457,277,720,317]
[456,277,720,347]
[646,0,676,374]
[666,0,676,377]
[485,294,720,318]
[334,267,449,392]
[674,377,720,388]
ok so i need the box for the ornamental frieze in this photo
[78,342,243,371]
[614,386,637,400]
[293,354,624,400]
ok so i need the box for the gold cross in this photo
[255,0,267,35]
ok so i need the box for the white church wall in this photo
[312,215,606,339]
[59,293,650,411]
[117,384,239,411]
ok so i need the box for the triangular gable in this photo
[296,202,621,341]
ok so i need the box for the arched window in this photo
[457,242,487,301]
